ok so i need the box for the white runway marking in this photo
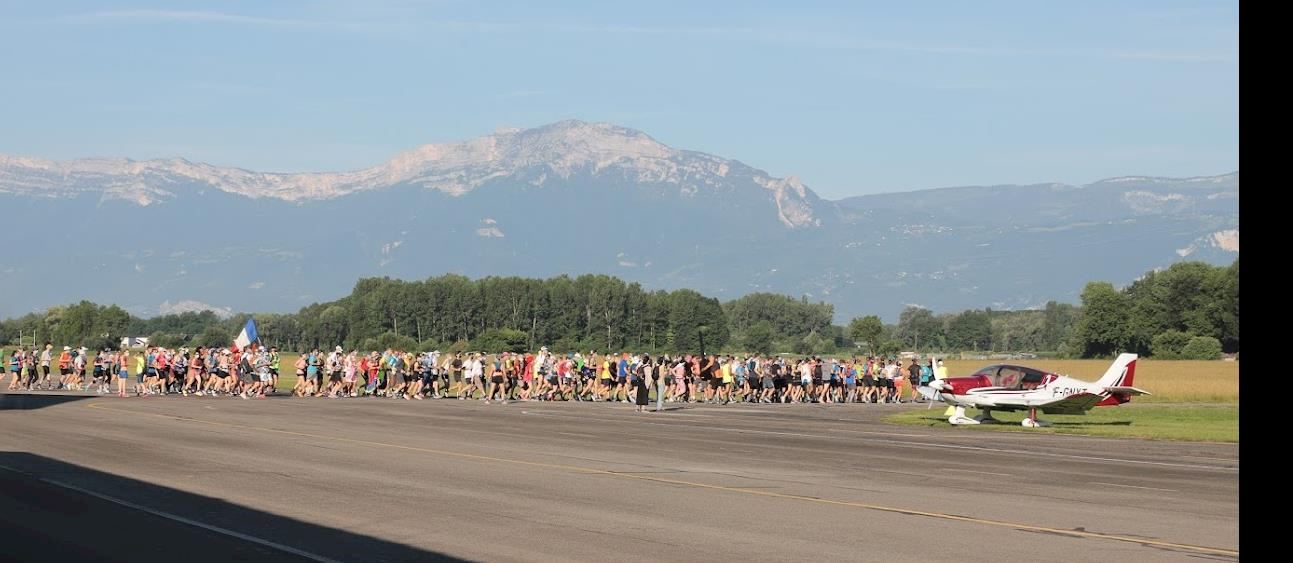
[1089,482,1179,492]
[1180,455,1238,462]
[942,468,1013,477]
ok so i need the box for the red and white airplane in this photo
[918,353,1149,428]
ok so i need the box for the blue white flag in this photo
[234,318,259,350]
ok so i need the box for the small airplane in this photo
[918,353,1149,428]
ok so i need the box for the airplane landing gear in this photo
[948,406,980,425]
[1022,407,1050,428]
[949,407,1004,425]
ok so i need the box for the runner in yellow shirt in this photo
[719,358,734,404]
[599,357,613,401]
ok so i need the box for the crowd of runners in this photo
[6,343,950,409]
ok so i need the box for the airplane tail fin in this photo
[1094,353,1139,389]
[1095,354,1150,404]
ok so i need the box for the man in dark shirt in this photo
[907,360,922,402]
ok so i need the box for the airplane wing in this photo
[1037,393,1104,415]
[1104,386,1151,396]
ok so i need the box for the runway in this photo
[0,392,1238,562]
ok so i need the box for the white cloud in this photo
[1211,229,1239,252]
[248,281,265,290]
[476,227,504,238]
[159,300,233,318]
[381,240,404,255]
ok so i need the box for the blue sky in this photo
[0,1,1237,198]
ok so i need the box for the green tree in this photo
[946,310,992,351]
[848,316,884,354]
[1040,301,1080,352]
[724,293,833,343]
[1180,336,1223,360]
[192,326,230,349]
[1213,258,1239,353]
[895,306,942,351]
[361,331,420,352]
[794,332,822,355]
[1073,282,1131,358]
[1150,330,1193,359]
[668,289,728,354]
[147,331,187,349]
[470,328,528,353]
[1122,260,1239,354]
[877,339,903,357]
[743,320,775,355]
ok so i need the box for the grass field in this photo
[940,359,1238,403]
[885,404,1239,443]
[274,353,301,391]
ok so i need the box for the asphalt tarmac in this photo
[0,391,1238,562]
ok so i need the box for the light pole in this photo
[698,325,708,357]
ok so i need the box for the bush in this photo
[471,328,528,353]
[1151,330,1192,359]
[877,339,903,356]
[1179,336,1223,360]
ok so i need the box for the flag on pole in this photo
[234,318,259,351]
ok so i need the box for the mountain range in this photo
[0,120,1238,321]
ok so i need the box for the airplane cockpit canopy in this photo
[971,365,1050,390]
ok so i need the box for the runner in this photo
[6,348,24,390]
[116,349,131,398]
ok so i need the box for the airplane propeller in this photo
[921,355,945,409]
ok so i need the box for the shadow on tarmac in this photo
[0,451,475,563]
[0,391,95,411]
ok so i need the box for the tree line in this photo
[0,259,1237,359]
[1072,259,1238,359]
